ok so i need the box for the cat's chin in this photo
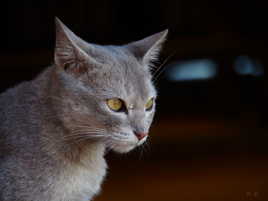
[111,144,137,153]
[109,136,148,153]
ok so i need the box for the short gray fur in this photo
[0,18,167,201]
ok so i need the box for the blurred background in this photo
[1,0,268,200]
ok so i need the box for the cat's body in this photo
[0,68,106,201]
[0,18,167,201]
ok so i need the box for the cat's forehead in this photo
[86,46,156,100]
[54,19,166,102]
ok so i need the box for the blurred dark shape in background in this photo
[1,0,268,200]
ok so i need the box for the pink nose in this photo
[134,132,148,141]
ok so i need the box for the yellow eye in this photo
[145,98,154,111]
[107,98,123,112]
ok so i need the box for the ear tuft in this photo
[54,17,89,75]
[126,30,168,66]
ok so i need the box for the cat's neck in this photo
[39,112,106,166]
[33,67,106,165]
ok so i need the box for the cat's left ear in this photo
[126,30,168,66]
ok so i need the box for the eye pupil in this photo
[145,98,154,111]
[107,98,124,112]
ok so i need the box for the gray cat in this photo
[0,18,167,201]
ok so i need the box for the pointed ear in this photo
[54,17,89,74]
[126,30,168,66]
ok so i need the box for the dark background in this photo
[1,0,268,201]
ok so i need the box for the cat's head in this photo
[52,18,167,153]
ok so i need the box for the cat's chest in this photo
[51,157,107,201]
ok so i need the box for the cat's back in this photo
[0,81,107,201]
[0,80,43,156]
[0,81,36,130]
[0,80,36,116]
[0,78,55,201]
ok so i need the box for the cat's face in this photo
[53,18,167,153]
[83,52,157,153]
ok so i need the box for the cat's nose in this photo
[134,132,148,141]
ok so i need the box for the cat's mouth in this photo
[106,132,147,153]
[137,135,148,146]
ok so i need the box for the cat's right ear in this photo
[54,17,90,74]
[125,30,168,67]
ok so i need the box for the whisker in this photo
[68,131,106,136]
[138,145,145,160]
[104,140,116,154]
[70,128,106,132]
[69,128,106,134]
[143,138,151,154]
[63,129,108,143]
[110,135,129,141]
[70,131,106,136]
[71,126,106,130]
[152,54,171,77]
[65,134,105,139]
[153,52,176,82]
